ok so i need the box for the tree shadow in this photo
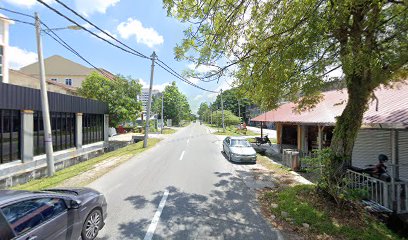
[103,171,281,239]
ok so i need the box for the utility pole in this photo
[210,103,213,125]
[238,98,241,121]
[143,51,157,148]
[160,92,164,134]
[35,13,55,176]
[221,89,225,132]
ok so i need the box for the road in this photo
[89,122,282,240]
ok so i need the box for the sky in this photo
[1,0,231,113]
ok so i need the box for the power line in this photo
[36,0,149,59]
[0,7,34,18]
[0,15,34,26]
[155,60,219,93]
[40,21,116,81]
[52,0,149,60]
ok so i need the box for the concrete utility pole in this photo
[210,103,213,125]
[143,51,157,148]
[238,98,241,120]
[160,92,164,134]
[35,13,55,176]
[221,89,225,132]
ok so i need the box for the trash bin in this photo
[291,151,300,171]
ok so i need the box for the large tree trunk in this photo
[330,77,372,172]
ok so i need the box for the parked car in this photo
[222,136,257,163]
[0,188,107,240]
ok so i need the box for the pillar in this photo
[297,125,302,151]
[104,114,109,146]
[318,126,323,150]
[20,110,34,162]
[76,113,82,149]
[276,123,282,144]
[391,130,399,179]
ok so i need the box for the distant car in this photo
[0,188,107,240]
[222,136,257,163]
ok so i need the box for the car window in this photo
[1,198,67,235]
[231,139,251,147]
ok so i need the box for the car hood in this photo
[230,147,256,155]
[44,187,102,202]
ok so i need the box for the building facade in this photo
[0,14,12,84]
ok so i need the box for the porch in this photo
[346,169,408,214]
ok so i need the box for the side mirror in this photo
[70,200,81,209]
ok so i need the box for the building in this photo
[9,69,77,96]
[0,14,12,84]
[252,83,408,213]
[19,55,95,88]
[140,88,160,112]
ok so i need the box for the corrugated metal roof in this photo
[252,83,408,127]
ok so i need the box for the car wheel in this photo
[82,209,102,240]
[222,145,225,153]
[256,142,261,146]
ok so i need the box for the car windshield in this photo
[230,139,251,147]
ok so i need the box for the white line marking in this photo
[144,190,169,240]
[179,150,185,160]
[187,139,190,144]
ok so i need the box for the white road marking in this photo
[187,139,190,144]
[144,190,170,240]
[179,150,185,160]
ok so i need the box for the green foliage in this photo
[12,138,161,191]
[209,110,241,127]
[153,81,192,125]
[211,88,252,119]
[164,0,408,162]
[78,72,142,127]
[197,102,209,120]
[262,185,400,240]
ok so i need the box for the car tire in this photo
[256,142,261,146]
[222,145,225,153]
[82,209,102,240]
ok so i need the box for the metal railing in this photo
[346,169,408,214]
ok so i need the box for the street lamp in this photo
[42,25,82,32]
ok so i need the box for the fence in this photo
[346,169,408,214]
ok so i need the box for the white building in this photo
[0,14,13,83]
[140,88,160,112]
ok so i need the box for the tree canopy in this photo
[211,88,252,121]
[151,81,192,125]
[164,0,407,162]
[78,72,142,127]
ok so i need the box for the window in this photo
[230,139,251,147]
[0,109,20,164]
[34,112,76,155]
[65,79,72,86]
[83,114,104,145]
[2,198,67,235]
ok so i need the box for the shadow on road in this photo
[99,171,280,239]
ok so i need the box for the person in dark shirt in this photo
[373,154,390,181]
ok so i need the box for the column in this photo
[297,125,302,151]
[76,113,82,149]
[318,126,323,150]
[276,123,282,144]
[21,110,34,162]
[103,114,109,146]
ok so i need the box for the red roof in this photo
[252,83,408,127]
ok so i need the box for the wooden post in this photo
[276,123,281,144]
[297,125,302,151]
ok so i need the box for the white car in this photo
[222,136,257,163]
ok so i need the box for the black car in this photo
[0,188,107,240]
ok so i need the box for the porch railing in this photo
[346,169,408,214]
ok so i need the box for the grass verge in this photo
[211,125,258,136]
[12,138,161,191]
[162,128,177,134]
[260,184,401,240]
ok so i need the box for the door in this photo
[2,198,75,240]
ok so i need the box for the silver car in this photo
[222,137,257,163]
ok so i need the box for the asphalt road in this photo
[89,122,282,240]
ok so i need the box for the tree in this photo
[212,88,252,121]
[78,72,142,127]
[161,81,192,125]
[197,102,209,120]
[211,110,241,127]
[164,0,407,171]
